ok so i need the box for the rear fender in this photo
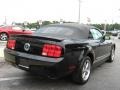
[65,43,95,61]
[78,45,95,63]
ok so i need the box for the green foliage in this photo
[92,24,104,30]
[21,21,74,29]
[42,21,52,26]
[92,23,120,31]
[52,21,59,24]
[26,22,39,29]
[15,21,120,31]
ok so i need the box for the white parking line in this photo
[0,77,28,82]
[0,76,43,82]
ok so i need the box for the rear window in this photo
[34,26,86,39]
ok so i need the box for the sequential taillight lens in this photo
[7,40,16,50]
[42,44,62,58]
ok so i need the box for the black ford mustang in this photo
[4,23,115,84]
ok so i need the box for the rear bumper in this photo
[4,48,70,78]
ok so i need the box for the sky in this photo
[0,0,120,24]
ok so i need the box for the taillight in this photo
[7,40,16,50]
[42,44,62,58]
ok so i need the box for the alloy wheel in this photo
[0,33,8,41]
[82,59,91,81]
[111,49,115,61]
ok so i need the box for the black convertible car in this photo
[4,23,115,84]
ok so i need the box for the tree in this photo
[42,21,52,26]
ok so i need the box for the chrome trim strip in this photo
[18,64,29,69]
[94,53,110,63]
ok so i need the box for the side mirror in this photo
[22,30,25,32]
[104,35,111,40]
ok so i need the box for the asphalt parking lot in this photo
[0,39,120,90]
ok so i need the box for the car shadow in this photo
[8,61,116,90]
[10,72,83,90]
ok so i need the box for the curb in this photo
[0,41,7,43]
[0,41,7,46]
[0,46,5,58]
[0,57,5,63]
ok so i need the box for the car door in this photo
[88,29,102,61]
[89,28,109,62]
[11,26,24,35]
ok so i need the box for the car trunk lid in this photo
[10,35,64,57]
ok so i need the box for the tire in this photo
[107,47,115,62]
[0,33,8,41]
[72,56,92,84]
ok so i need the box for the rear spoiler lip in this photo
[65,43,88,49]
[10,34,64,42]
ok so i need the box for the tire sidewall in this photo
[110,47,115,62]
[72,56,92,84]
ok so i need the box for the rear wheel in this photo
[72,56,92,84]
[0,33,8,41]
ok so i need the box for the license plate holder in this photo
[17,58,29,69]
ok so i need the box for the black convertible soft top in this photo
[48,23,95,38]
[35,23,95,39]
